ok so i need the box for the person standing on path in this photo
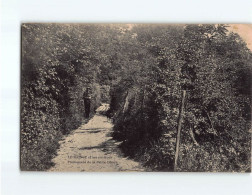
[84,87,91,118]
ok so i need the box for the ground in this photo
[49,104,145,172]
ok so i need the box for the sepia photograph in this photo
[20,23,251,172]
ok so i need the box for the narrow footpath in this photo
[49,103,144,172]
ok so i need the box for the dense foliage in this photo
[21,24,251,172]
[21,24,115,170]
[108,24,251,172]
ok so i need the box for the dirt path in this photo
[49,103,145,172]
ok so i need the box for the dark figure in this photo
[83,87,91,118]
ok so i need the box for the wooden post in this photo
[174,90,186,172]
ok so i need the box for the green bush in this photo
[21,24,109,170]
[109,24,251,172]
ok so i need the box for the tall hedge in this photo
[109,24,251,172]
[20,24,116,170]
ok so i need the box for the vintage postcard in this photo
[21,24,251,172]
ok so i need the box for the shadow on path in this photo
[49,103,145,172]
